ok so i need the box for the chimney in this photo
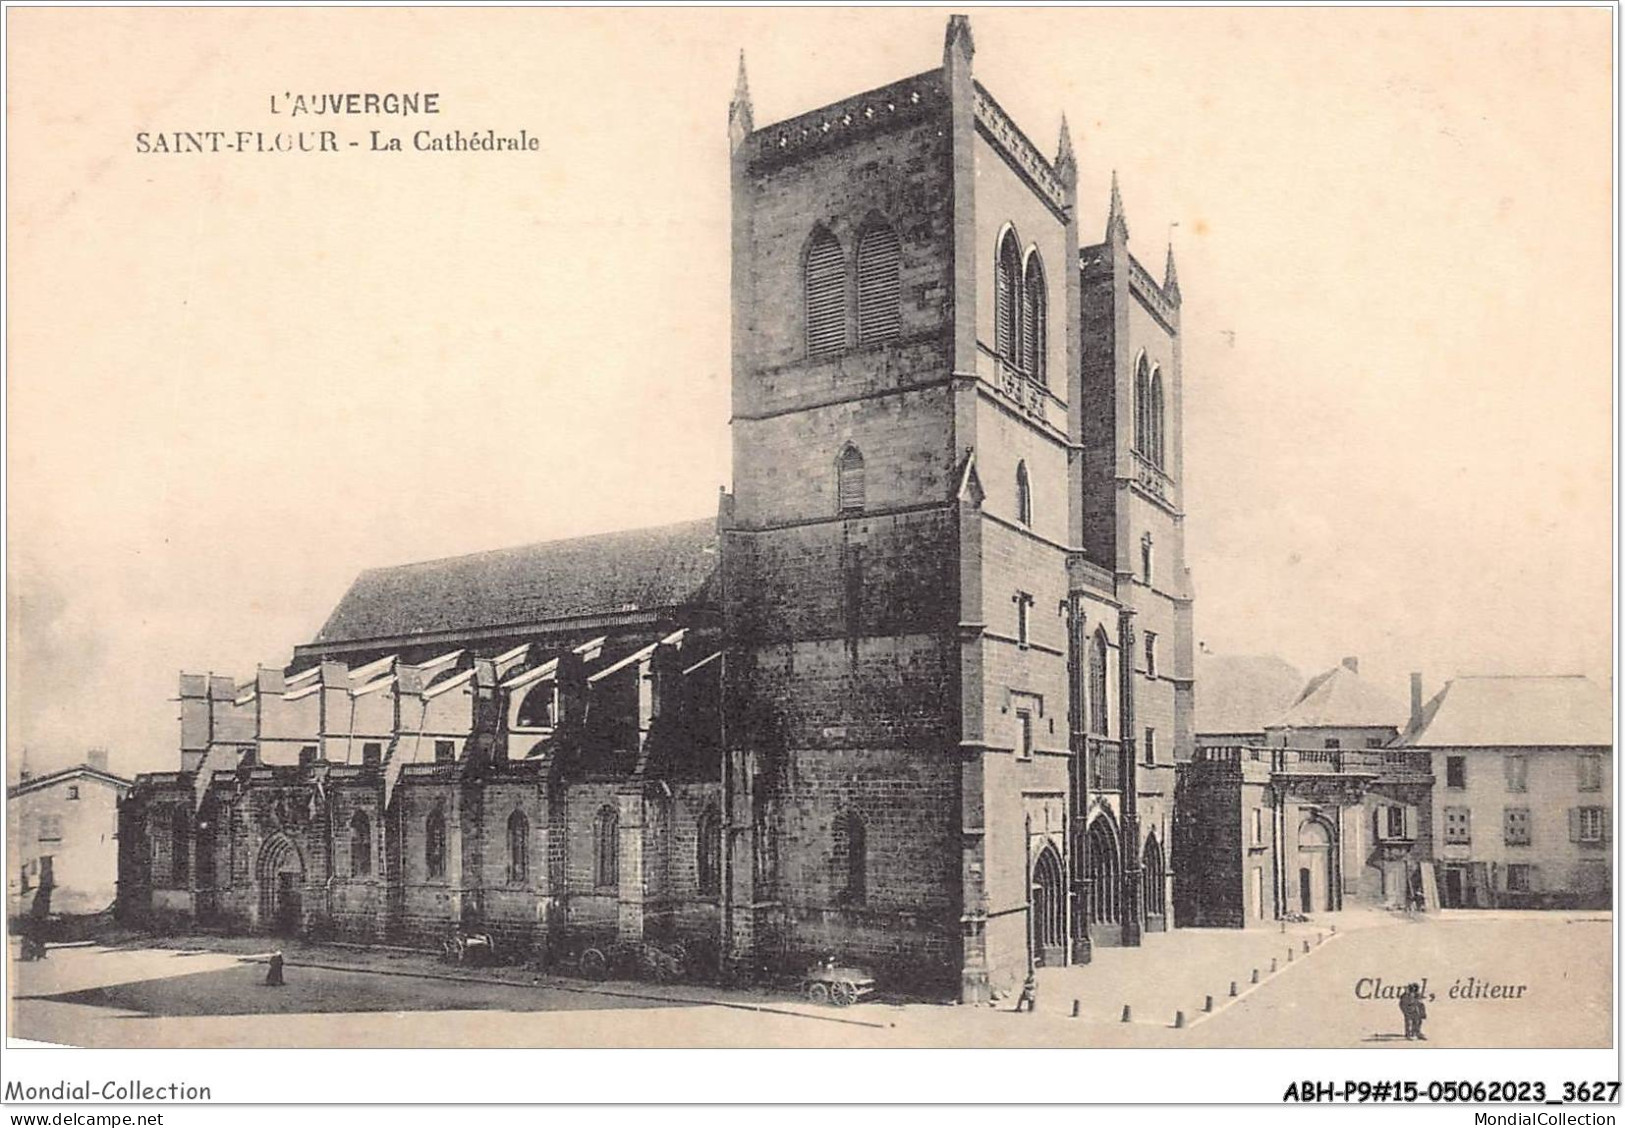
[86,748,109,773]
[1410,672,1425,730]
[1341,656,1359,674]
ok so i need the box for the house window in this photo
[1251,808,1264,846]
[434,740,455,764]
[1505,863,1533,893]
[995,228,1022,366]
[1015,709,1034,761]
[1022,252,1048,384]
[1385,805,1407,840]
[855,223,901,345]
[837,444,865,515]
[1365,736,1385,749]
[1324,738,1341,751]
[361,742,382,767]
[1144,632,1157,679]
[38,815,62,843]
[1443,805,1471,845]
[697,805,722,896]
[66,786,79,800]
[805,226,846,359]
[1578,753,1602,792]
[594,806,619,889]
[1143,727,1156,767]
[507,810,529,884]
[1445,755,1467,789]
[350,812,373,877]
[1504,753,1528,792]
[839,811,867,904]
[1016,592,1032,647]
[1015,461,1032,527]
[425,807,446,879]
[1503,807,1531,847]
[1088,629,1109,736]
[1573,806,1607,844]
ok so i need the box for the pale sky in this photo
[6,7,1614,779]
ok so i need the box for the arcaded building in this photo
[120,16,1198,1002]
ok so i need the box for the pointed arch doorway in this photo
[1030,845,1066,967]
[256,834,305,936]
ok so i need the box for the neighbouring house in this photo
[1394,674,1613,909]
[7,751,131,916]
[1193,653,1304,747]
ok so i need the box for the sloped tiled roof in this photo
[1395,675,1613,748]
[8,764,132,801]
[313,518,720,646]
[1195,654,1305,735]
[1271,661,1404,730]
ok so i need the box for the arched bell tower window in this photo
[1022,252,1048,384]
[837,444,866,515]
[1149,367,1166,468]
[856,222,901,345]
[1015,461,1032,527]
[995,228,1022,366]
[1134,353,1151,455]
[805,226,846,359]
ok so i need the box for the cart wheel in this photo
[806,982,831,1005]
[831,981,856,1007]
[580,947,608,980]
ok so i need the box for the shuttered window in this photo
[995,231,1021,364]
[856,224,901,345]
[837,445,865,514]
[1022,254,1048,383]
[805,228,846,359]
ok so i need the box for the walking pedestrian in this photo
[1399,982,1427,1040]
[1014,971,1038,1013]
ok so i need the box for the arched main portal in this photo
[1296,816,1335,915]
[1142,833,1167,926]
[1086,816,1122,942]
[256,834,305,936]
[1030,845,1065,968]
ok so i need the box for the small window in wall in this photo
[1503,807,1531,847]
[351,812,373,877]
[1016,592,1032,647]
[697,805,722,896]
[837,445,866,515]
[507,810,529,885]
[66,786,80,800]
[1573,806,1608,844]
[1015,461,1032,527]
[1144,632,1157,679]
[38,815,62,843]
[1504,753,1528,793]
[1140,534,1154,586]
[1446,755,1467,789]
[1324,738,1341,751]
[1251,808,1264,847]
[1384,805,1407,839]
[1143,727,1156,766]
[171,807,190,884]
[1443,805,1471,845]
[1365,736,1385,749]
[361,742,382,767]
[1578,753,1602,792]
[839,811,868,904]
[434,740,455,764]
[1505,864,1533,894]
[1015,709,1034,761]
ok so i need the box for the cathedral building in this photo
[119,15,1197,1004]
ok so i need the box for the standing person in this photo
[23,874,54,960]
[1014,970,1038,1013]
[1399,982,1427,1040]
[264,951,285,987]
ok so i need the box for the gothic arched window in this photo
[1089,628,1110,736]
[594,806,619,889]
[805,226,846,359]
[839,811,867,904]
[697,804,722,896]
[1015,461,1032,527]
[350,811,372,878]
[1022,252,1048,384]
[171,806,190,885]
[1149,367,1166,468]
[837,444,866,515]
[1134,354,1151,455]
[856,223,901,345]
[425,806,446,880]
[995,228,1022,366]
[507,810,529,884]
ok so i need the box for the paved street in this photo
[7,911,1609,1048]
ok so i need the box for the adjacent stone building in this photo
[8,752,131,916]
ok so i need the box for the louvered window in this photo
[1150,369,1166,468]
[805,228,846,359]
[1134,356,1151,453]
[837,445,866,514]
[995,231,1022,365]
[856,224,901,345]
[1022,254,1047,383]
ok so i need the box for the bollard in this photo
[1288,947,1295,962]
[1303,939,1311,953]
[1318,932,1324,944]
[1229,980,1238,997]
[1251,968,1259,984]
[1071,999,1080,1018]
[1203,995,1214,1013]
[1270,958,1277,972]
[1174,1010,1186,1029]
[1331,925,1337,935]
[1121,1004,1132,1023]
[1279,921,1286,933]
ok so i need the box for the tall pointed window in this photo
[856,223,901,345]
[1150,367,1166,468]
[594,806,619,889]
[995,229,1022,366]
[1134,354,1151,454]
[697,804,722,896]
[1022,253,1048,383]
[839,811,867,904]
[837,444,866,515]
[425,806,446,879]
[1015,461,1033,526]
[805,227,846,359]
[350,812,372,877]
[171,806,190,885]
[507,810,529,884]
[1089,628,1110,736]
